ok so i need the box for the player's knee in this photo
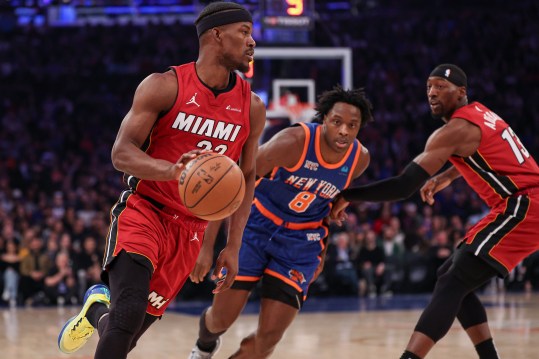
[109,287,148,333]
[435,268,467,296]
[238,332,278,358]
[256,326,285,349]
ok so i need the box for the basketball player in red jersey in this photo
[331,64,539,359]
[57,2,265,358]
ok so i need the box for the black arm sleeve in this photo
[341,162,430,202]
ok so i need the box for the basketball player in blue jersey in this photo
[188,86,374,359]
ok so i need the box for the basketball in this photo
[178,152,245,221]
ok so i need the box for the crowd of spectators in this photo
[1,1,539,307]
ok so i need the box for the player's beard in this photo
[236,62,249,73]
[430,112,443,121]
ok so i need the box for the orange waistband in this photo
[253,199,324,230]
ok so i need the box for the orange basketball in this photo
[178,152,245,221]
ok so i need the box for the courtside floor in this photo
[1,292,538,358]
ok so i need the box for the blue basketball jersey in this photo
[254,122,361,224]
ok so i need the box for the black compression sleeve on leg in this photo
[341,162,430,202]
[475,338,500,359]
[400,351,421,359]
[129,314,158,352]
[414,251,498,343]
[414,269,474,342]
[457,292,488,329]
[197,307,226,352]
[87,302,109,329]
[94,251,152,359]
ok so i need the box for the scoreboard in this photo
[260,0,314,45]
[6,0,316,45]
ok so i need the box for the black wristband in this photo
[341,162,430,202]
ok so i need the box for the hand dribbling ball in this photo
[178,152,245,221]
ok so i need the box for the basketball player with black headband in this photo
[188,85,374,359]
[331,64,539,359]
[57,2,266,358]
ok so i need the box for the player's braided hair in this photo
[313,85,374,133]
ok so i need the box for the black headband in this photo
[429,64,467,87]
[196,8,253,37]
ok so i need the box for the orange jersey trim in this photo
[235,275,262,282]
[285,123,310,172]
[253,198,324,230]
[344,141,361,188]
[264,268,303,292]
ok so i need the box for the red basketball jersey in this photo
[449,102,539,207]
[129,63,252,216]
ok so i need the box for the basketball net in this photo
[268,92,316,124]
[285,103,316,124]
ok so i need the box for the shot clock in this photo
[260,0,314,44]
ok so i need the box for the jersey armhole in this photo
[156,66,181,120]
[344,140,362,188]
[284,122,310,172]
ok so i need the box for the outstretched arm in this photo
[341,161,430,202]
[331,118,480,221]
[330,161,429,225]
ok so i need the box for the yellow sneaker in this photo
[57,284,111,354]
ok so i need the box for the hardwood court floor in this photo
[1,292,538,359]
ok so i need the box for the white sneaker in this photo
[188,338,221,359]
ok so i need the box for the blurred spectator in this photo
[372,203,392,235]
[325,232,359,295]
[380,223,405,293]
[426,230,453,290]
[356,229,386,296]
[44,251,78,305]
[45,233,60,263]
[19,236,50,305]
[1,239,21,306]
[73,235,103,300]
[1,219,21,244]
[59,232,77,258]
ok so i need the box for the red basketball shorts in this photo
[462,189,539,276]
[103,191,207,316]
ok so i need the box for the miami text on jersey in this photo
[172,111,243,142]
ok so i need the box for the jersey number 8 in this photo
[289,191,316,213]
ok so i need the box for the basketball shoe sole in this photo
[188,338,222,359]
[57,284,111,354]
